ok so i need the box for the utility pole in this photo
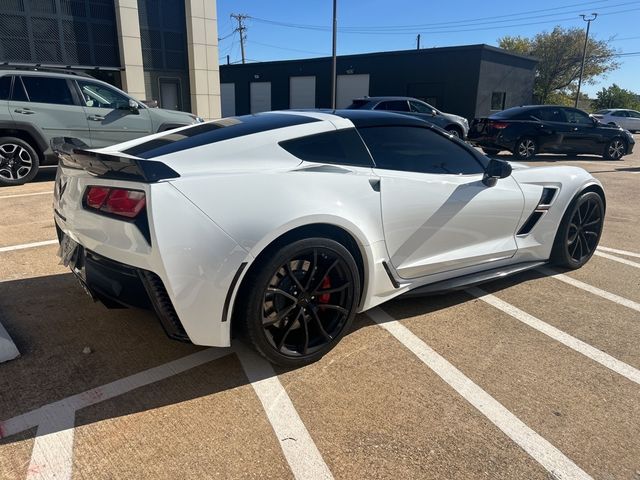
[231,13,248,64]
[416,34,421,50]
[331,0,337,109]
[575,13,597,108]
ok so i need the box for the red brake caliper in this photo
[318,276,331,304]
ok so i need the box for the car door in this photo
[528,107,572,152]
[75,79,153,147]
[563,108,604,153]
[358,125,524,279]
[625,110,640,131]
[8,75,91,147]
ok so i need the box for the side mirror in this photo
[431,109,438,116]
[483,158,512,187]
[128,99,140,114]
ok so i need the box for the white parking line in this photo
[237,345,334,480]
[0,240,58,253]
[26,405,75,480]
[0,191,52,200]
[538,267,640,313]
[594,251,640,269]
[468,287,640,386]
[598,246,640,259]
[368,307,592,480]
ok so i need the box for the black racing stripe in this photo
[124,113,320,159]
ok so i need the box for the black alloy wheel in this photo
[513,137,537,160]
[551,191,604,269]
[0,137,40,186]
[241,238,360,367]
[603,138,626,160]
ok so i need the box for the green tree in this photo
[592,84,640,110]
[499,26,619,104]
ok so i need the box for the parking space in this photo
[1,138,639,479]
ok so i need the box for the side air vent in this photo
[539,187,557,207]
[139,270,191,342]
[517,211,545,235]
[517,187,558,236]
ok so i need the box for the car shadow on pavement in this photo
[0,267,555,442]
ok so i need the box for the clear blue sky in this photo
[216,0,640,97]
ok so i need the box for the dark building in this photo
[220,44,538,121]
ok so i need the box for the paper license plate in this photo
[58,233,79,267]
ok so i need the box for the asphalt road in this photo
[0,139,639,480]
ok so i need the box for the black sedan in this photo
[468,105,635,160]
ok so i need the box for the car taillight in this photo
[488,121,509,129]
[84,186,146,218]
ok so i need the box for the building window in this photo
[491,92,506,111]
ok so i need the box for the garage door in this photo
[220,83,235,117]
[290,76,316,109]
[250,82,271,113]
[337,74,369,108]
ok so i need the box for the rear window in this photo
[124,113,320,159]
[21,76,74,105]
[594,109,611,115]
[0,76,10,101]
[490,107,530,120]
[279,129,373,167]
[346,100,369,109]
[374,100,410,112]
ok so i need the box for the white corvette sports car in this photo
[52,110,605,366]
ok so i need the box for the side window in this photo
[611,111,628,117]
[628,111,640,119]
[279,129,373,167]
[375,101,410,112]
[21,76,75,105]
[564,109,592,125]
[358,126,484,175]
[11,77,29,102]
[77,80,131,109]
[536,108,565,122]
[409,100,433,114]
[0,76,11,101]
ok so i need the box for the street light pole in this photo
[331,0,337,110]
[574,13,597,108]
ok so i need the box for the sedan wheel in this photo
[241,238,360,366]
[551,191,604,269]
[446,128,461,138]
[514,138,537,160]
[603,138,626,160]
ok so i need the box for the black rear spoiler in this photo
[51,137,180,183]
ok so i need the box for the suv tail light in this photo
[488,121,509,129]
[84,186,146,218]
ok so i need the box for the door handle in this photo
[87,115,105,121]
[572,127,579,131]
[14,108,34,115]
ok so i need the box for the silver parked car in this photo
[592,109,640,133]
[346,96,469,138]
[0,69,203,186]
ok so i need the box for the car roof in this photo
[352,96,418,102]
[303,109,432,128]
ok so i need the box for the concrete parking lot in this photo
[1,139,639,479]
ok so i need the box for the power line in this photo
[249,2,640,35]
[247,40,328,56]
[250,0,611,31]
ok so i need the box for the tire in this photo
[240,237,360,367]
[0,137,40,186]
[551,191,604,269]
[513,137,537,160]
[482,148,501,156]
[445,126,462,138]
[602,137,626,160]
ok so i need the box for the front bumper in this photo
[56,226,191,343]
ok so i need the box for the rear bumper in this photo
[56,225,191,342]
[467,133,515,151]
